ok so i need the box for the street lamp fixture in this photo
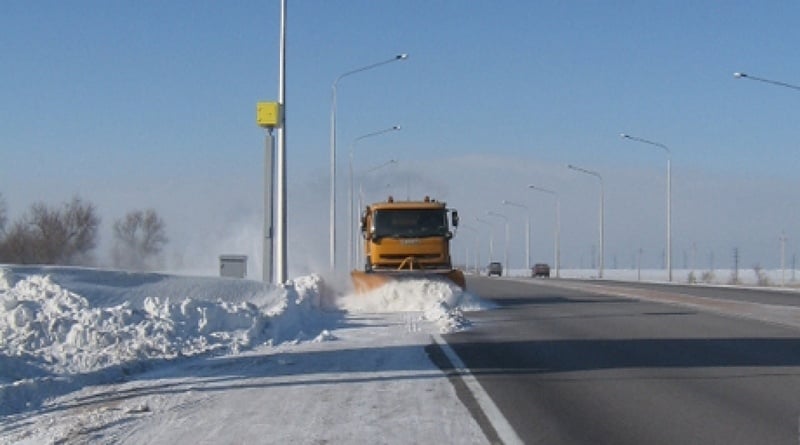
[568,164,604,279]
[620,133,672,282]
[329,53,409,272]
[528,185,561,278]
[348,125,401,270]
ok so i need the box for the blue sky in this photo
[3,1,800,276]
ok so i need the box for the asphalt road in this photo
[443,276,800,445]
[574,278,800,307]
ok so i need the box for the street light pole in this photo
[529,185,560,278]
[262,129,275,284]
[275,0,287,284]
[733,72,800,287]
[780,232,788,287]
[358,160,398,210]
[621,133,672,282]
[475,217,495,264]
[568,164,604,279]
[329,53,408,272]
[487,211,510,275]
[348,125,400,270]
[460,225,480,274]
[502,200,531,271]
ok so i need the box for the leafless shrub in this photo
[0,192,7,237]
[753,264,770,286]
[0,220,32,263]
[0,196,100,264]
[111,209,168,271]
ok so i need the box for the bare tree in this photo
[0,192,7,237]
[0,196,100,264]
[62,196,100,264]
[0,220,33,263]
[27,202,67,263]
[112,209,168,271]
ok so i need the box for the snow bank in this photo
[4,275,253,375]
[0,266,493,416]
[0,267,338,415]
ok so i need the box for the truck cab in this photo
[360,196,459,272]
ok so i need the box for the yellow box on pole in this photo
[256,102,281,128]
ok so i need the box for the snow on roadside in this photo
[0,266,493,418]
[2,272,278,374]
[0,267,336,416]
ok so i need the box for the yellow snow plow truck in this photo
[350,196,466,293]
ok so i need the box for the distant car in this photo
[532,263,551,278]
[487,262,503,277]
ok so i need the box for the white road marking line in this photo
[433,333,523,445]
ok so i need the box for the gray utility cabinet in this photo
[219,255,248,278]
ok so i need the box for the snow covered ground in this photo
[4,264,798,444]
[0,265,493,444]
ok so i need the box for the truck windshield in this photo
[373,209,448,238]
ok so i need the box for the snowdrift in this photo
[0,266,490,416]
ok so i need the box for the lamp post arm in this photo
[350,126,402,160]
[620,133,671,155]
[334,54,409,87]
[357,125,402,141]
[568,164,602,180]
[360,159,398,176]
[734,72,800,91]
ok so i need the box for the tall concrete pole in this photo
[275,0,287,284]
[263,130,274,283]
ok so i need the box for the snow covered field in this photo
[0,266,493,444]
[489,267,800,287]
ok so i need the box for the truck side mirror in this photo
[451,211,459,227]
[360,213,372,240]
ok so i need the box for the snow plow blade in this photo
[350,269,466,294]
